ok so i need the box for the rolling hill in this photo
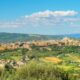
[0,32,80,43]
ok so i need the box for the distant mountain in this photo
[65,34,80,38]
[0,33,80,43]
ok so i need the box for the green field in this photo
[0,46,80,80]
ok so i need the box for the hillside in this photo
[0,33,62,43]
[0,36,80,80]
[0,33,80,43]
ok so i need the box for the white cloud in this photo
[51,10,77,16]
[24,10,79,27]
[0,10,79,28]
[25,10,78,18]
[0,21,26,28]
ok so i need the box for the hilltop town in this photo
[0,37,80,51]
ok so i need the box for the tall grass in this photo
[10,61,69,80]
[0,60,79,80]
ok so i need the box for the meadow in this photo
[0,45,80,80]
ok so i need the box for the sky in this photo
[0,0,80,35]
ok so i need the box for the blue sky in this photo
[0,0,80,35]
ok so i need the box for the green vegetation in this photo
[0,61,71,80]
[0,45,80,80]
[0,33,63,43]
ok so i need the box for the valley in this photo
[0,37,80,80]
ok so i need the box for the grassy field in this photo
[0,46,80,80]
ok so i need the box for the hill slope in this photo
[0,33,80,43]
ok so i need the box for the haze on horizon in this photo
[0,0,80,35]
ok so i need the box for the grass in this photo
[40,56,62,64]
[0,46,80,80]
[10,60,70,80]
[66,54,80,62]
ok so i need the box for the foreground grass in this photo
[13,61,70,80]
[0,46,80,80]
[0,60,79,80]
